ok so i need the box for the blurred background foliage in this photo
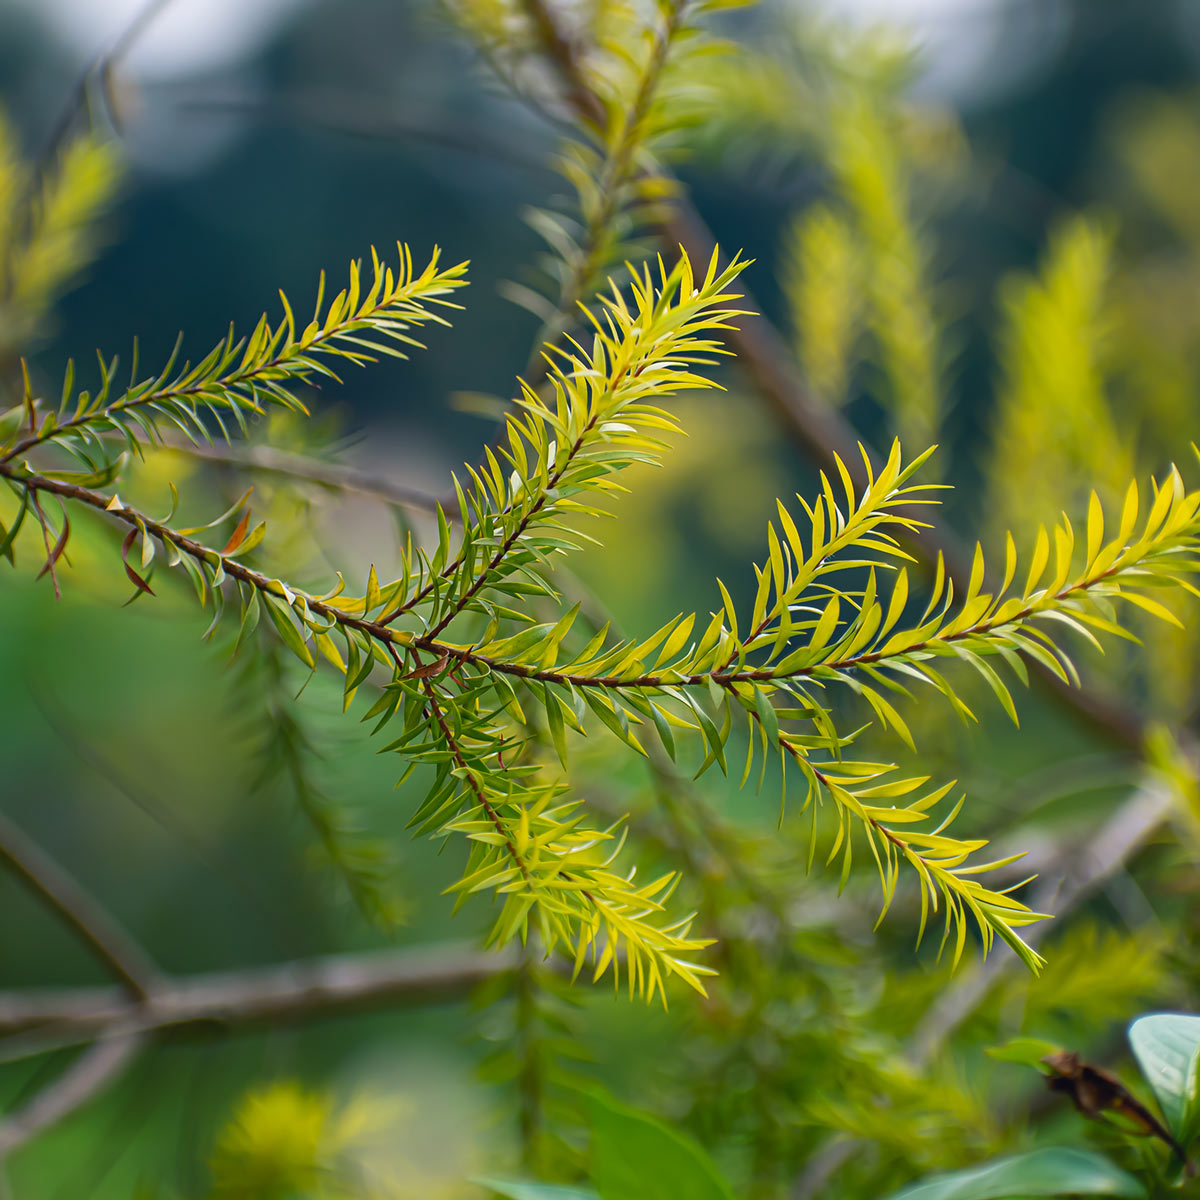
[6,0,1200,1197]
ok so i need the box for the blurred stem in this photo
[516,938,547,1174]
[0,940,514,1042]
[0,1033,144,1161]
[153,436,456,517]
[520,0,689,382]
[0,813,160,1000]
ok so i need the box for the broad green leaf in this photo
[587,1091,736,1200]
[1128,1013,1200,1140]
[881,1148,1146,1200]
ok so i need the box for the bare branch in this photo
[0,941,514,1042]
[0,1033,144,1160]
[25,683,305,954]
[155,437,453,517]
[31,0,176,171]
[516,0,605,129]
[0,813,160,999]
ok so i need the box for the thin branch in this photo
[0,941,514,1042]
[156,437,454,517]
[0,1034,144,1160]
[420,674,532,884]
[0,813,160,1000]
[153,435,637,651]
[0,467,419,651]
[519,0,690,380]
[24,680,306,955]
[19,0,176,231]
[516,0,605,129]
[380,406,603,629]
[171,92,550,173]
[3,255,457,464]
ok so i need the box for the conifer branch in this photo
[418,409,603,637]
[8,4,1196,1178]
[375,248,748,629]
[419,672,535,888]
[300,446,1199,702]
[791,778,1179,1200]
[3,216,1194,992]
[407,665,714,1003]
[909,776,1175,1064]
[510,0,741,378]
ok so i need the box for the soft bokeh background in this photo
[5,0,1200,1196]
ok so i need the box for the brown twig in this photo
[419,675,533,883]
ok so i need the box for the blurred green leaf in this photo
[881,1148,1147,1199]
[985,1037,1063,1069]
[587,1091,736,1200]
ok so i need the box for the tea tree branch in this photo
[6,440,1198,978]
